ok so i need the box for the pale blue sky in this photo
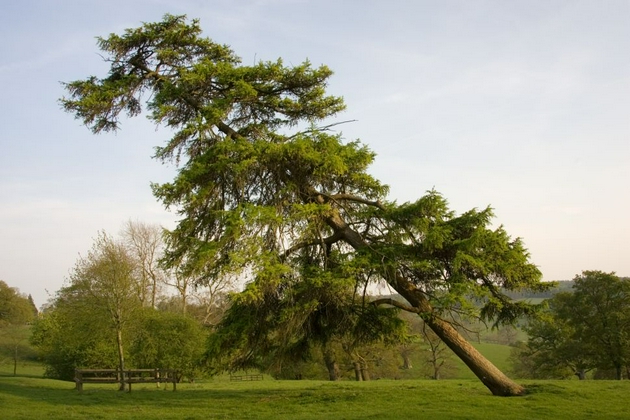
[1,0,629,307]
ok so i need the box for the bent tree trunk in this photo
[395,281,525,395]
[322,206,525,396]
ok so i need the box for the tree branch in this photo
[280,231,344,261]
[372,298,421,314]
[327,193,385,210]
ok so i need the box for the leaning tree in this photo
[61,15,549,396]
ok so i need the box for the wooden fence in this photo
[74,368,178,392]
[229,374,263,381]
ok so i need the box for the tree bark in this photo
[116,327,126,391]
[322,344,340,381]
[13,344,18,376]
[353,361,363,381]
[393,281,525,395]
[360,361,371,381]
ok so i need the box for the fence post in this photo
[75,369,83,392]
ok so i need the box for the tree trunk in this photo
[401,353,413,370]
[322,344,340,381]
[575,369,586,380]
[353,361,363,381]
[407,290,524,395]
[360,361,371,381]
[615,364,622,380]
[116,327,126,391]
[151,274,157,309]
[13,344,18,376]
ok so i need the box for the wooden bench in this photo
[229,374,263,381]
[75,369,178,392]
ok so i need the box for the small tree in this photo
[0,281,35,327]
[516,271,630,380]
[130,309,206,381]
[0,281,37,376]
[420,322,457,380]
[568,271,630,379]
[122,220,166,308]
[70,232,141,390]
[0,324,37,376]
[31,292,118,380]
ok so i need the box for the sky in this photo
[1,0,628,308]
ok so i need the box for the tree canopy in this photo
[31,227,209,382]
[517,271,630,380]
[0,281,35,327]
[61,14,549,396]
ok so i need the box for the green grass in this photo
[0,362,45,378]
[1,376,628,419]
[453,342,514,379]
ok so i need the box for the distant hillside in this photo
[502,280,574,300]
[374,281,575,303]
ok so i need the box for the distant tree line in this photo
[510,271,630,380]
[0,280,39,375]
[502,281,574,300]
[29,222,233,388]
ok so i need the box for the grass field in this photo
[0,362,44,378]
[1,375,628,419]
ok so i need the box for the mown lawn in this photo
[0,376,628,419]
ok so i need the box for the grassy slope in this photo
[454,342,514,380]
[1,376,628,420]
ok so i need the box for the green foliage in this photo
[515,271,630,380]
[207,268,406,375]
[0,281,35,327]
[130,309,207,380]
[61,15,549,394]
[376,191,547,326]
[30,291,119,380]
[0,325,39,376]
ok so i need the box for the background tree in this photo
[130,309,207,382]
[419,321,457,380]
[513,271,630,380]
[31,288,119,380]
[0,281,37,376]
[61,14,550,395]
[0,281,35,327]
[122,220,166,308]
[0,324,38,376]
[67,231,140,389]
[568,271,630,379]
[510,293,594,380]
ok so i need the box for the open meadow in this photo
[1,374,628,420]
